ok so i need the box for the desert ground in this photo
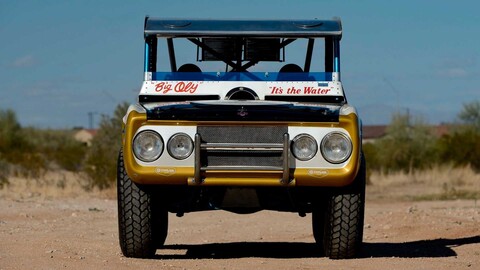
[1,168,479,270]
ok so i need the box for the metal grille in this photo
[197,126,287,168]
[203,150,283,167]
[198,126,287,144]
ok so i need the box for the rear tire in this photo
[117,151,168,258]
[321,155,366,259]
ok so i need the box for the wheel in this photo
[321,155,366,259]
[117,150,168,258]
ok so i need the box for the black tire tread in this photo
[117,151,160,258]
[323,155,366,259]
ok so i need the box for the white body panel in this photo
[140,80,344,99]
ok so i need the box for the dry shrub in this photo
[368,164,480,200]
[0,171,116,200]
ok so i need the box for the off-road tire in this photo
[322,155,366,259]
[117,151,168,258]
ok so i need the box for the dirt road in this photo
[1,192,479,270]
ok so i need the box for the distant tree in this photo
[0,109,22,151]
[458,100,480,131]
[0,109,15,186]
[84,102,129,189]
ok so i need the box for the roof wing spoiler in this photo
[144,18,342,39]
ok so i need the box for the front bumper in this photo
[122,108,361,187]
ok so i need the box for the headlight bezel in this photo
[291,134,318,161]
[132,130,164,162]
[167,133,194,160]
[320,132,353,164]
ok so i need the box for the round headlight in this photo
[167,133,194,160]
[291,134,318,161]
[320,132,352,164]
[133,130,163,162]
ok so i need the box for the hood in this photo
[142,100,340,122]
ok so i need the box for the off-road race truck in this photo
[118,17,365,259]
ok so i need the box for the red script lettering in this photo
[155,82,199,94]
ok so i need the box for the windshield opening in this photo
[153,37,328,76]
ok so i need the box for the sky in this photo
[0,1,479,128]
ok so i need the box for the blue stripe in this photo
[144,42,149,72]
[334,39,340,72]
[151,72,333,81]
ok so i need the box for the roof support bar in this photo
[334,38,340,73]
[333,37,341,81]
[167,38,177,72]
[144,36,157,73]
[144,36,157,80]
[325,37,333,72]
[304,38,315,72]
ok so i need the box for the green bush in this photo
[435,100,480,172]
[372,112,436,173]
[0,108,88,180]
[436,127,480,172]
[84,102,129,189]
[0,109,45,178]
[25,128,87,172]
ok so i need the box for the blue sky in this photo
[0,1,479,128]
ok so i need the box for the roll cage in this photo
[143,17,343,79]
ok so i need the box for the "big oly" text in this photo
[155,82,199,94]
